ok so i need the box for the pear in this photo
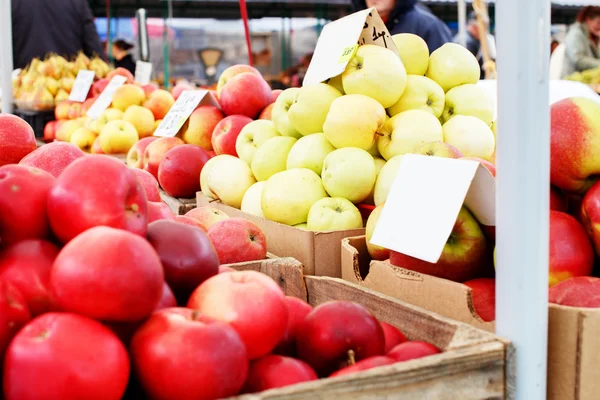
[32,87,55,111]
[55,89,69,103]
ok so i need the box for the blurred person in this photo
[562,6,600,77]
[352,0,452,52]
[112,39,137,75]
[11,0,104,69]
[453,11,496,79]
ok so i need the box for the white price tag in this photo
[69,70,96,102]
[135,61,153,85]
[154,90,216,138]
[86,75,127,119]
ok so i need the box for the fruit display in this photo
[13,52,112,111]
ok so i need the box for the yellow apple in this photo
[103,108,124,121]
[271,88,301,138]
[342,44,407,108]
[426,43,480,92]
[327,74,345,94]
[365,203,390,260]
[111,84,145,111]
[286,133,335,176]
[240,181,266,218]
[261,168,328,226]
[123,105,155,138]
[69,127,97,152]
[235,120,279,165]
[442,84,494,125]
[364,157,386,205]
[55,119,85,142]
[392,33,430,76]
[307,197,363,231]
[374,155,405,206]
[288,83,342,136]
[201,155,256,209]
[323,94,386,150]
[322,147,376,203]
[251,136,297,181]
[294,223,308,230]
[491,120,497,140]
[98,120,139,154]
[443,115,496,161]
[377,110,443,160]
[387,75,445,118]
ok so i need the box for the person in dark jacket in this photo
[352,0,452,52]
[112,39,137,75]
[11,0,104,69]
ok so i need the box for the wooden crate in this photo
[227,257,514,400]
[160,190,196,215]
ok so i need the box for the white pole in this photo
[0,0,14,114]
[495,0,549,398]
[457,0,467,47]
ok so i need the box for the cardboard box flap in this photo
[371,155,495,264]
[154,90,219,138]
[303,8,398,86]
[578,308,600,398]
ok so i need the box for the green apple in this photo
[327,74,345,94]
[442,115,495,161]
[366,139,382,158]
[323,94,386,150]
[288,83,342,136]
[322,147,376,204]
[377,110,443,160]
[235,120,280,165]
[387,75,445,118]
[272,87,301,138]
[365,203,390,260]
[286,133,335,176]
[294,223,308,230]
[426,43,480,92]
[364,157,387,205]
[201,155,256,209]
[442,84,494,125]
[306,197,363,231]
[342,44,407,108]
[251,136,297,181]
[241,181,266,218]
[373,155,404,206]
[414,141,464,158]
[392,33,430,76]
[261,168,328,226]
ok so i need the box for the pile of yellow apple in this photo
[13,52,111,111]
[201,34,497,231]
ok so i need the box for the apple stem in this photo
[347,349,356,366]
[374,132,384,137]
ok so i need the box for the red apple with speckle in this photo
[147,201,176,223]
[211,115,252,157]
[207,218,267,264]
[131,168,161,202]
[549,276,600,307]
[463,278,496,322]
[19,142,85,177]
[0,114,36,166]
[274,296,313,357]
[0,281,30,361]
[158,144,211,198]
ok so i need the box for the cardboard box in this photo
[229,257,513,400]
[159,190,196,215]
[197,193,363,278]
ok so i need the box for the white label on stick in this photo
[153,90,209,138]
[86,75,127,119]
[68,70,95,102]
[135,61,153,85]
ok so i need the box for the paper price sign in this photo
[153,90,210,138]
[135,61,153,85]
[86,75,127,119]
[68,70,95,102]
[338,44,358,64]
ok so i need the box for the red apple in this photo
[296,300,385,375]
[47,155,148,243]
[460,156,496,177]
[0,165,55,245]
[463,278,496,322]
[131,168,161,202]
[550,210,594,286]
[43,120,57,142]
[387,341,441,362]
[158,144,211,198]
[126,136,159,169]
[130,308,248,400]
[187,270,288,359]
[274,296,313,357]
[219,73,273,118]
[143,137,184,178]
[3,312,130,400]
[243,355,317,393]
[0,114,37,166]
[19,141,85,177]
[415,141,464,158]
[380,322,407,353]
[175,215,204,229]
[207,218,267,264]
[51,226,164,322]
[90,136,104,154]
[550,186,568,212]
[216,64,263,97]
[147,220,220,303]
[259,103,275,120]
[390,207,488,283]
[106,67,135,84]
[148,201,176,223]
[54,101,72,120]
[171,82,194,100]
[143,89,175,121]
[272,89,283,102]
[211,115,253,156]
[329,356,396,378]
[141,83,158,97]
[0,239,59,316]
[66,102,82,120]
[185,206,229,231]
[80,97,96,115]
[181,106,224,151]
[549,276,600,307]
[0,281,30,360]
[91,78,109,97]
